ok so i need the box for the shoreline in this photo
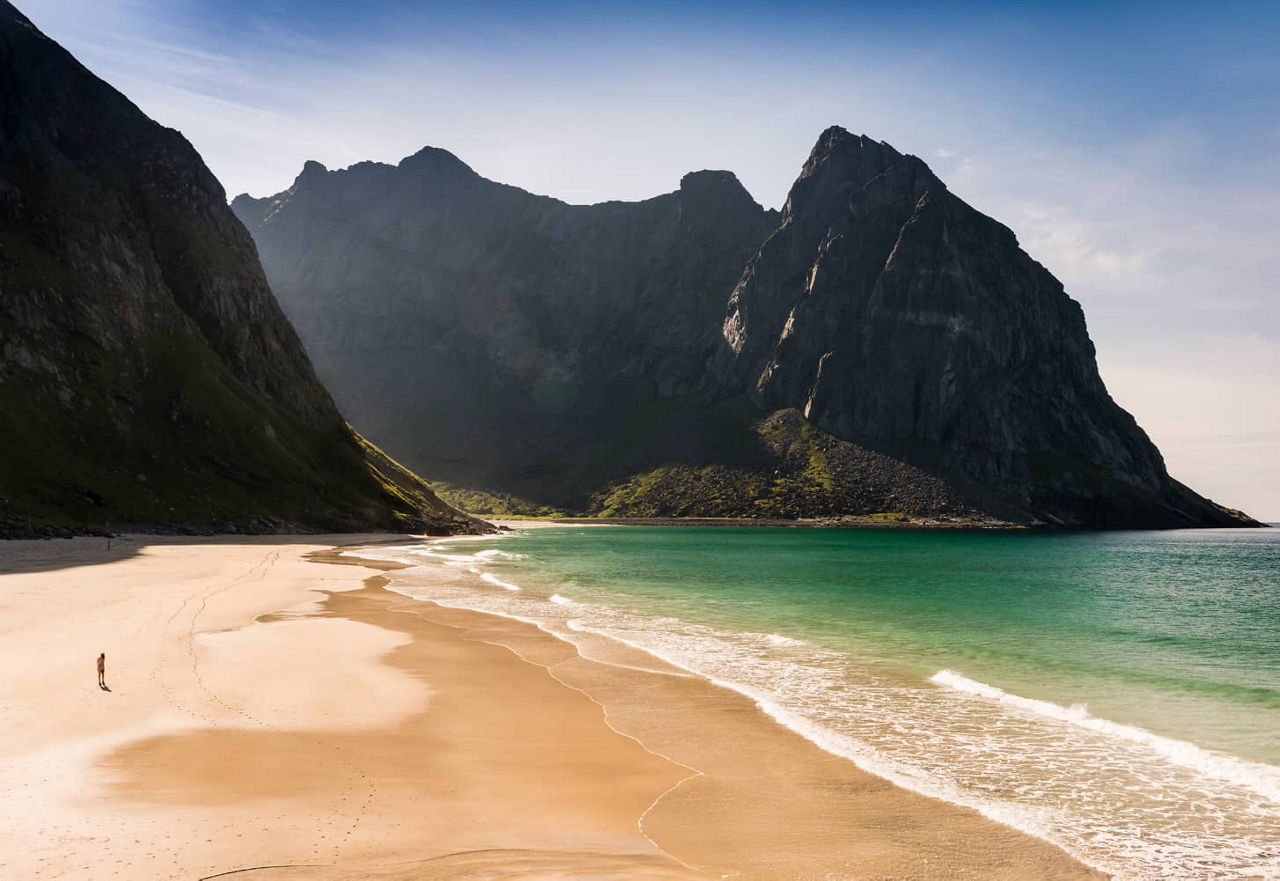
[6,514,1271,544]
[493,514,1026,529]
[0,534,1102,879]
[487,516,1273,531]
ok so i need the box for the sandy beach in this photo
[0,534,1102,880]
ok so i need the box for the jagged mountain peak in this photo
[397,144,478,178]
[778,128,922,231]
[802,127,904,180]
[679,168,747,192]
[676,169,770,232]
[298,158,328,178]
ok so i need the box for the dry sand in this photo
[0,535,1103,880]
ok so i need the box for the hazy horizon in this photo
[26,0,1279,518]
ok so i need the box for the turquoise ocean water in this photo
[357,526,1280,879]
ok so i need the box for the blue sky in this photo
[26,0,1280,518]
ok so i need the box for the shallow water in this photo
[355,526,1280,879]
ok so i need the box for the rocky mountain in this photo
[234,136,1257,528]
[233,152,782,511]
[0,2,483,536]
[713,129,1251,527]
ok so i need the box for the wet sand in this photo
[0,535,1102,879]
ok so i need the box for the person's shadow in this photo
[99,683,111,692]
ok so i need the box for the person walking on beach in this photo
[97,652,106,690]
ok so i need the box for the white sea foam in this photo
[413,550,477,566]
[765,633,803,646]
[474,549,527,561]
[549,593,576,605]
[479,572,521,591]
[931,669,1280,805]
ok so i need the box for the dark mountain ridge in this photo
[234,134,1258,529]
[233,151,783,510]
[0,2,483,536]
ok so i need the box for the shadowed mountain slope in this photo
[235,134,1257,528]
[0,2,483,535]
[233,154,782,512]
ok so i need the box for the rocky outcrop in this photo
[0,2,483,535]
[717,128,1252,527]
[235,130,1258,527]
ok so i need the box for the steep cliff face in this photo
[233,153,779,506]
[236,129,1257,527]
[0,2,481,535]
[719,128,1248,527]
